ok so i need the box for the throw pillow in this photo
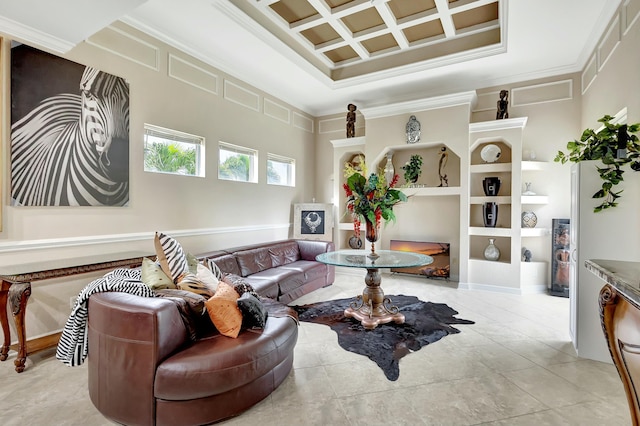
[222,274,260,299]
[204,281,242,338]
[196,263,218,293]
[186,252,199,274]
[141,257,176,290]
[237,293,267,329]
[155,289,209,341]
[154,232,190,283]
[176,272,215,298]
[205,258,223,280]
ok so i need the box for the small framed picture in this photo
[293,203,333,241]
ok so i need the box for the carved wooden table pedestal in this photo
[316,249,432,330]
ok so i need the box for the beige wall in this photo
[2,0,639,342]
[0,23,316,341]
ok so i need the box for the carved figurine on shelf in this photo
[438,147,449,187]
[346,103,357,138]
[522,247,532,262]
[406,115,421,144]
[496,90,509,119]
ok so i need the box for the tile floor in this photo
[0,270,631,425]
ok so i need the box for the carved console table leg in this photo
[599,284,640,426]
[0,280,10,361]
[9,282,31,373]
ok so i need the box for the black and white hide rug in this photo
[292,295,474,381]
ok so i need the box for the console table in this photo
[0,251,149,373]
[317,249,432,329]
[586,259,640,425]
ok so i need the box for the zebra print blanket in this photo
[56,268,154,367]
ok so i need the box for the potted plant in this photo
[402,154,423,184]
[554,114,640,212]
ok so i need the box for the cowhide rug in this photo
[292,295,474,381]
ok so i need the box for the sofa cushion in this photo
[154,232,190,283]
[233,276,279,300]
[237,293,267,329]
[235,247,273,277]
[154,315,298,401]
[280,261,328,283]
[141,257,176,290]
[268,241,300,267]
[204,282,242,338]
[207,254,242,276]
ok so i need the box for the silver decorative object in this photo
[521,211,538,228]
[406,115,421,144]
[484,238,501,261]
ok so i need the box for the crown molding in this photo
[469,117,528,133]
[0,15,75,52]
[360,91,478,119]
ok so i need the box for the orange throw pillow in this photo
[204,282,242,338]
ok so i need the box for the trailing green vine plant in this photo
[554,114,640,212]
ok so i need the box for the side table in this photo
[0,252,148,373]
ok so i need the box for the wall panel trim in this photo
[0,224,290,253]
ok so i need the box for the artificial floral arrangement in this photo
[343,156,408,242]
[554,114,640,212]
[402,154,423,184]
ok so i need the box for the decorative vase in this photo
[484,238,501,261]
[482,202,498,227]
[521,211,538,228]
[383,152,395,184]
[482,177,501,196]
[364,217,379,259]
[348,234,362,249]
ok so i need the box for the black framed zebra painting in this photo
[10,44,130,206]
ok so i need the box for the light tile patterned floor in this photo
[0,271,630,425]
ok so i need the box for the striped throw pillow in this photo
[154,232,190,283]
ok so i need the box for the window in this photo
[143,124,204,177]
[267,153,295,186]
[218,142,258,183]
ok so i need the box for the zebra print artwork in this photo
[10,44,130,206]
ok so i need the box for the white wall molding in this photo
[360,91,477,119]
[0,224,290,253]
[0,15,75,53]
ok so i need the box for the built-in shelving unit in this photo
[465,117,550,292]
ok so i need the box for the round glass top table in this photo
[316,249,433,329]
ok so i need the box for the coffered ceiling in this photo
[232,0,501,83]
[0,0,623,116]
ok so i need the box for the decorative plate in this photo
[480,144,502,163]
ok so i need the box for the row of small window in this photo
[142,124,295,187]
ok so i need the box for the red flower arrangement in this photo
[343,159,407,239]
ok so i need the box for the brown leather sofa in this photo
[87,239,335,426]
[197,239,336,303]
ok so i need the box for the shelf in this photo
[402,186,461,197]
[521,227,550,237]
[521,195,548,204]
[470,196,511,204]
[469,227,512,237]
[521,161,549,171]
[469,257,511,265]
[470,163,512,173]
